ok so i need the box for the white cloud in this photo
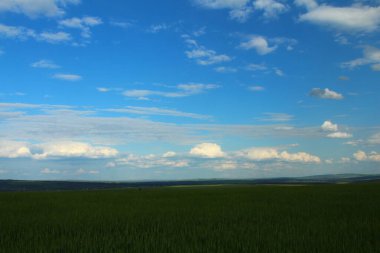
[33,141,118,159]
[109,21,133,29]
[148,23,170,33]
[59,16,102,38]
[246,63,268,71]
[327,132,353,139]
[76,168,99,174]
[163,151,176,158]
[273,67,284,76]
[0,23,71,43]
[253,0,288,18]
[240,35,277,55]
[238,147,321,163]
[372,64,380,71]
[353,150,380,162]
[256,113,294,122]
[229,6,254,22]
[190,143,225,158]
[41,168,60,174]
[123,83,219,99]
[342,46,380,71]
[367,133,380,145]
[294,0,318,10]
[215,66,237,73]
[38,31,72,43]
[298,3,380,32]
[321,120,338,132]
[53,73,82,81]
[31,59,60,69]
[106,106,211,120]
[0,0,80,18]
[193,0,250,9]
[114,154,189,169]
[183,36,231,65]
[0,140,32,158]
[97,87,110,92]
[0,140,118,160]
[185,48,231,65]
[249,86,265,92]
[309,88,343,100]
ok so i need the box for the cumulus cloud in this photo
[190,143,225,158]
[341,46,380,71]
[33,141,118,159]
[53,73,82,81]
[321,120,352,139]
[163,151,176,158]
[31,59,60,69]
[59,16,102,38]
[240,35,277,55]
[327,132,352,139]
[253,0,288,18]
[240,35,296,55]
[353,150,380,162]
[194,0,288,22]
[0,0,80,18]
[297,1,380,32]
[321,120,338,132]
[0,140,118,159]
[309,88,343,100]
[0,140,32,158]
[238,147,321,163]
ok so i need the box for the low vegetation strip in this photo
[0,183,379,252]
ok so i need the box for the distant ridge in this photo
[0,174,380,192]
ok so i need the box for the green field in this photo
[0,183,379,252]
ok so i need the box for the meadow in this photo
[0,183,379,252]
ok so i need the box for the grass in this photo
[0,183,379,252]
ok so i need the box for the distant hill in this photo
[0,174,380,192]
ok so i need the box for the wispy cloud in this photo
[53,74,82,81]
[248,86,265,92]
[106,106,211,120]
[341,46,380,71]
[59,16,103,38]
[183,35,231,65]
[256,113,294,122]
[123,83,219,100]
[214,66,237,73]
[31,59,60,69]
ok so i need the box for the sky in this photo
[0,0,380,181]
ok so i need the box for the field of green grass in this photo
[0,183,379,252]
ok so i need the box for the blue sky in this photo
[0,0,380,181]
